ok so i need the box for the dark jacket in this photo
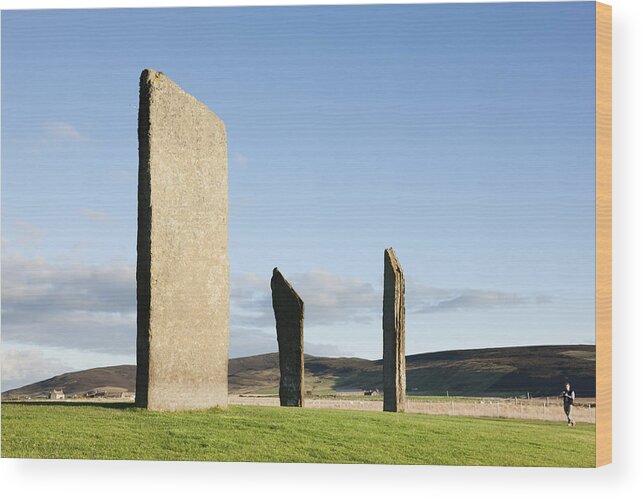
[562,389,575,406]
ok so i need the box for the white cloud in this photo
[1,255,135,354]
[232,152,249,168]
[1,255,547,365]
[43,121,85,142]
[80,209,111,221]
[304,341,343,357]
[1,349,73,391]
[407,283,532,314]
[231,270,548,328]
[232,269,381,329]
[1,257,355,359]
[2,220,46,248]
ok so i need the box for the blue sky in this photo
[1,2,596,390]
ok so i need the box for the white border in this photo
[1,0,641,497]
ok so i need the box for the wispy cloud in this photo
[411,288,525,314]
[80,209,110,221]
[232,270,380,329]
[406,282,552,314]
[43,121,86,142]
[3,220,46,247]
[231,152,249,168]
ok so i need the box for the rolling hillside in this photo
[2,344,595,399]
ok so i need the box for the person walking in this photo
[560,382,576,427]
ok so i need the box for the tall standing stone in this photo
[271,268,304,407]
[383,247,406,412]
[136,69,229,411]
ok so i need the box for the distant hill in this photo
[2,365,135,400]
[1,344,595,400]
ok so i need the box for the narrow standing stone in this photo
[383,247,406,412]
[136,69,229,411]
[271,268,304,407]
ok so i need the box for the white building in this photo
[49,389,65,400]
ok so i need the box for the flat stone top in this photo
[140,68,224,124]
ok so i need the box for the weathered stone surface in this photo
[271,268,304,407]
[383,247,406,412]
[136,69,229,411]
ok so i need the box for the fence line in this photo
[230,396,596,423]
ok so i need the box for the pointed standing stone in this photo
[136,69,229,411]
[271,268,304,407]
[383,247,406,412]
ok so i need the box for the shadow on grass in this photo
[2,402,229,416]
[2,401,136,410]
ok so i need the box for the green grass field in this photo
[1,402,595,467]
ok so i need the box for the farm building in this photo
[336,389,380,396]
[84,387,133,399]
[48,389,65,400]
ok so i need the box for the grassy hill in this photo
[1,403,596,466]
[2,344,595,399]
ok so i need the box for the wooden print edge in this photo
[595,0,612,468]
